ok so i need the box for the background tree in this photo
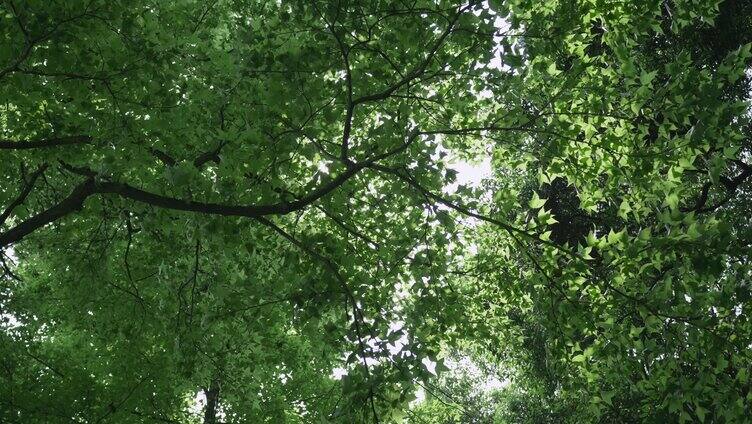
[417,0,752,422]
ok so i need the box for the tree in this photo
[1,0,750,423]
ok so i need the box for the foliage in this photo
[1,0,750,423]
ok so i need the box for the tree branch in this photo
[367,163,583,260]
[202,379,220,424]
[0,119,419,248]
[193,142,225,168]
[0,163,48,226]
[253,215,380,423]
[0,178,96,247]
[351,3,470,106]
[0,135,92,149]
[684,160,752,213]
[313,2,354,161]
[0,162,370,247]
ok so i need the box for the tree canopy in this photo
[1,0,751,422]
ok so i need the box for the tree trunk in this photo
[203,379,220,424]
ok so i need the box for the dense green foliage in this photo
[1,0,750,422]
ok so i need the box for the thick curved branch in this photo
[0,117,420,248]
[96,163,367,216]
[0,178,96,247]
[0,154,389,248]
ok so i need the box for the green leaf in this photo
[695,405,707,423]
[547,62,561,76]
[529,192,547,209]
[618,199,632,219]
